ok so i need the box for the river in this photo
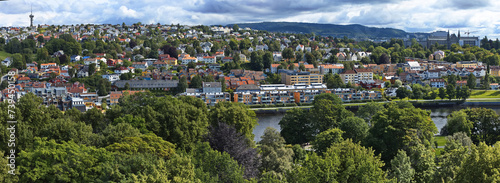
[252,105,500,142]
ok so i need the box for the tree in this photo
[356,101,384,125]
[396,87,411,99]
[385,81,391,88]
[279,108,313,145]
[190,74,203,88]
[456,142,500,182]
[177,76,188,93]
[460,86,471,99]
[288,139,388,182]
[208,102,258,141]
[325,73,345,89]
[18,138,114,182]
[299,63,306,71]
[190,142,246,183]
[118,94,209,151]
[394,79,402,87]
[258,127,294,180]
[263,51,273,70]
[467,73,476,89]
[82,107,106,133]
[441,110,473,137]
[219,78,227,92]
[460,108,500,145]
[250,51,263,71]
[389,150,415,183]
[207,122,260,179]
[0,80,8,90]
[339,117,368,143]
[311,128,344,155]
[364,102,437,163]
[438,87,446,99]
[88,63,96,76]
[232,24,239,32]
[106,133,176,159]
[405,130,436,183]
[444,132,473,151]
[446,82,456,100]
[38,118,99,146]
[282,48,294,60]
[412,84,424,100]
[483,72,491,89]
[100,122,142,147]
[310,96,353,134]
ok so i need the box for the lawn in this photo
[470,90,500,98]
[0,51,12,61]
[434,136,447,147]
[434,136,447,156]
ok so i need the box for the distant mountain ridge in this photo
[227,22,429,39]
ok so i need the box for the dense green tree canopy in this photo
[365,102,437,163]
[288,139,388,183]
[208,102,258,141]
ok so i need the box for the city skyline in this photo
[0,0,499,38]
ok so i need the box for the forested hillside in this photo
[229,22,429,38]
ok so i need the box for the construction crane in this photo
[464,30,478,37]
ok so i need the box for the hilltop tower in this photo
[29,6,34,28]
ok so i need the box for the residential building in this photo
[339,69,374,84]
[113,80,179,91]
[102,74,120,82]
[131,62,148,69]
[114,67,130,74]
[279,70,323,85]
[202,56,216,64]
[202,82,222,93]
[41,63,57,69]
[490,66,500,77]
[430,78,446,88]
[181,56,198,65]
[491,83,499,90]
[457,61,478,68]
[407,61,421,71]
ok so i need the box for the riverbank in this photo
[251,99,467,114]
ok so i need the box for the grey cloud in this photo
[439,0,491,9]
[189,0,400,16]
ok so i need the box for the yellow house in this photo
[491,66,500,77]
[456,61,478,68]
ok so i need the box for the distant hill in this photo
[228,22,429,39]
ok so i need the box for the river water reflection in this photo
[253,106,500,142]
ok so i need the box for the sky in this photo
[1,0,500,39]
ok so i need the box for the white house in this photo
[143,58,156,66]
[273,52,282,62]
[114,67,130,74]
[102,74,120,82]
[430,78,446,88]
[407,61,421,71]
[84,59,98,65]
[296,44,304,52]
[181,57,198,65]
[473,68,486,77]
[131,62,148,69]
[202,56,216,64]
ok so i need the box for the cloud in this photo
[439,0,491,10]
[0,0,500,39]
[119,6,140,18]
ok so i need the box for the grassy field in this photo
[434,136,447,146]
[0,51,12,61]
[434,136,447,156]
[470,90,500,98]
